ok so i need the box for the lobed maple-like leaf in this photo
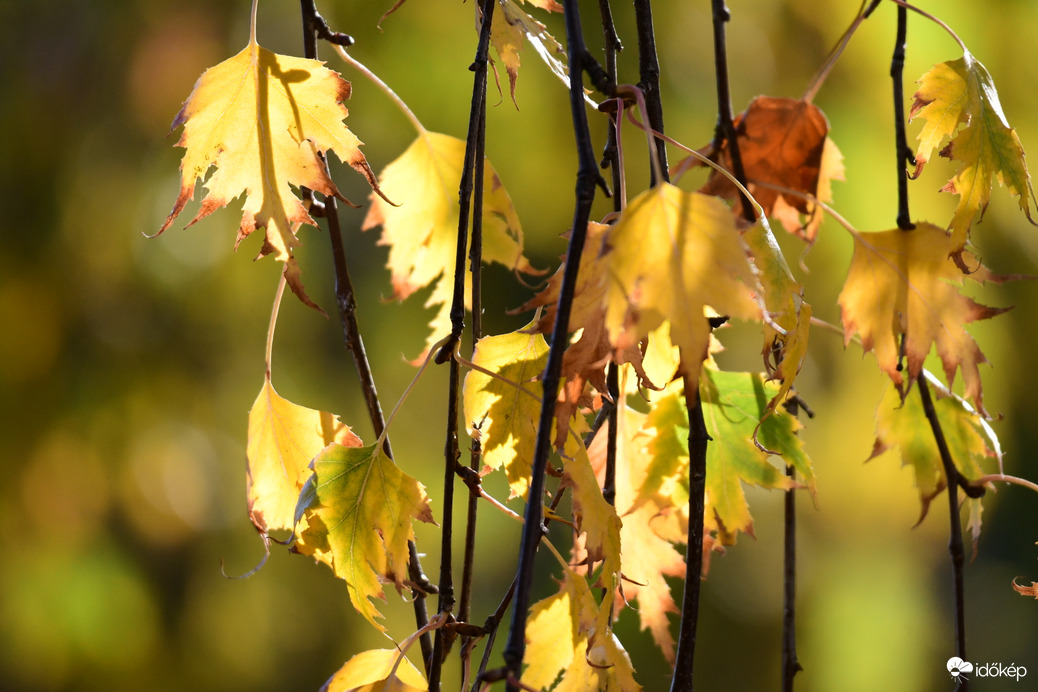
[246,376,362,534]
[686,96,844,243]
[462,325,548,498]
[482,0,567,103]
[321,649,427,692]
[522,572,641,692]
[838,222,1009,416]
[517,221,651,447]
[603,183,762,391]
[868,375,1000,527]
[158,37,383,307]
[910,52,1036,252]
[363,132,539,360]
[294,443,435,631]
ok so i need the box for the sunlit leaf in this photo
[321,649,427,692]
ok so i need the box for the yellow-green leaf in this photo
[246,376,362,534]
[484,0,567,103]
[363,132,538,360]
[910,52,1036,250]
[294,443,435,631]
[321,649,427,692]
[868,375,1000,525]
[462,325,548,498]
[158,38,382,307]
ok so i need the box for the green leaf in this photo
[294,443,435,631]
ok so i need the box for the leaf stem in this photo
[782,400,802,691]
[802,1,873,104]
[250,0,258,45]
[890,0,968,53]
[264,273,286,378]
[333,45,428,136]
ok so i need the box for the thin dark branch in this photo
[597,0,623,203]
[298,1,434,671]
[429,1,495,687]
[633,0,668,183]
[671,373,709,692]
[710,0,754,222]
[916,375,968,682]
[301,0,354,47]
[782,400,802,692]
[891,3,916,231]
[603,363,619,506]
[502,6,605,681]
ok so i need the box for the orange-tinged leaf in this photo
[483,0,566,103]
[1012,578,1038,599]
[910,52,1036,250]
[321,649,427,692]
[838,222,1009,416]
[246,376,362,534]
[517,222,651,447]
[462,325,548,498]
[158,38,382,307]
[363,132,539,360]
[689,97,843,243]
[603,183,762,390]
[294,443,435,631]
[868,375,1000,526]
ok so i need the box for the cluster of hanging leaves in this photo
[154,1,1038,689]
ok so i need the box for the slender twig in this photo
[297,0,435,671]
[633,0,668,183]
[671,372,709,692]
[710,0,754,222]
[428,2,496,687]
[502,0,605,683]
[782,401,802,691]
[802,0,872,104]
[891,3,916,231]
[917,374,968,683]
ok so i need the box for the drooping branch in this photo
[890,3,916,231]
[916,375,969,679]
[298,1,435,672]
[428,0,496,687]
[502,0,606,685]
[633,0,668,183]
[710,0,754,222]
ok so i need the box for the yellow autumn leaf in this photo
[910,52,1036,251]
[363,132,539,360]
[603,183,762,389]
[522,572,641,692]
[462,324,548,499]
[838,222,1009,416]
[321,649,427,692]
[246,376,362,534]
[294,443,435,631]
[157,36,383,307]
[559,434,623,582]
[483,0,566,103]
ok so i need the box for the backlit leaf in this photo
[363,132,539,360]
[157,37,382,307]
[603,184,762,391]
[483,0,567,103]
[868,375,1000,526]
[462,325,548,498]
[246,376,362,534]
[294,443,435,630]
[838,222,1009,416]
[321,649,427,692]
[910,52,1036,251]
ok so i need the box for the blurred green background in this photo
[2,1,1037,690]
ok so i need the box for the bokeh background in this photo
[2,1,1037,690]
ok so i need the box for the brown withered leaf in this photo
[688,96,841,243]
[1012,577,1038,599]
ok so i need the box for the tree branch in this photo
[710,0,754,222]
[890,3,916,231]
[634,0,668,183]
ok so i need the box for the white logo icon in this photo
[948,657,974,683]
